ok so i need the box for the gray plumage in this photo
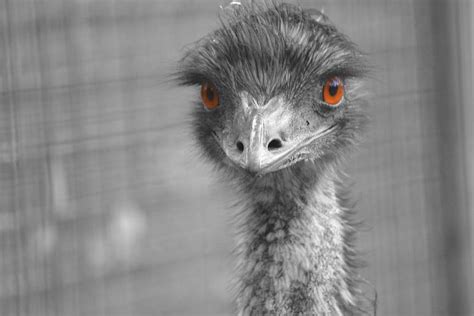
[176,1,373,315]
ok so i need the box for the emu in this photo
[176,2,372,314]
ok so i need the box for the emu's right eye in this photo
[201,82,220,110]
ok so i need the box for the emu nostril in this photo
[268,138,283,151]
[236,141,244,152]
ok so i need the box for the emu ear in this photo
[219,0,243,15]
[306,8,331,24]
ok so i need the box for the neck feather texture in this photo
[234,167,364,315]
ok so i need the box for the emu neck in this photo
[235,169,353,315]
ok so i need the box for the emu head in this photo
[177,2,367,178]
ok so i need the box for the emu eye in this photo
[201,82,219,110]
[322,77,344,106]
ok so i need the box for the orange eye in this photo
[201,82,219,110]
[322,77,344,106]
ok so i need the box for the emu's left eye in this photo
[322,77,344,106]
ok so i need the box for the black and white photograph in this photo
[0,0,473,315]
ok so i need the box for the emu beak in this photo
[243,108,282,174]
[219,93,336,175]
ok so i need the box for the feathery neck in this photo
[235,167,354,315]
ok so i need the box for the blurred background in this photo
[0,0,473,315]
